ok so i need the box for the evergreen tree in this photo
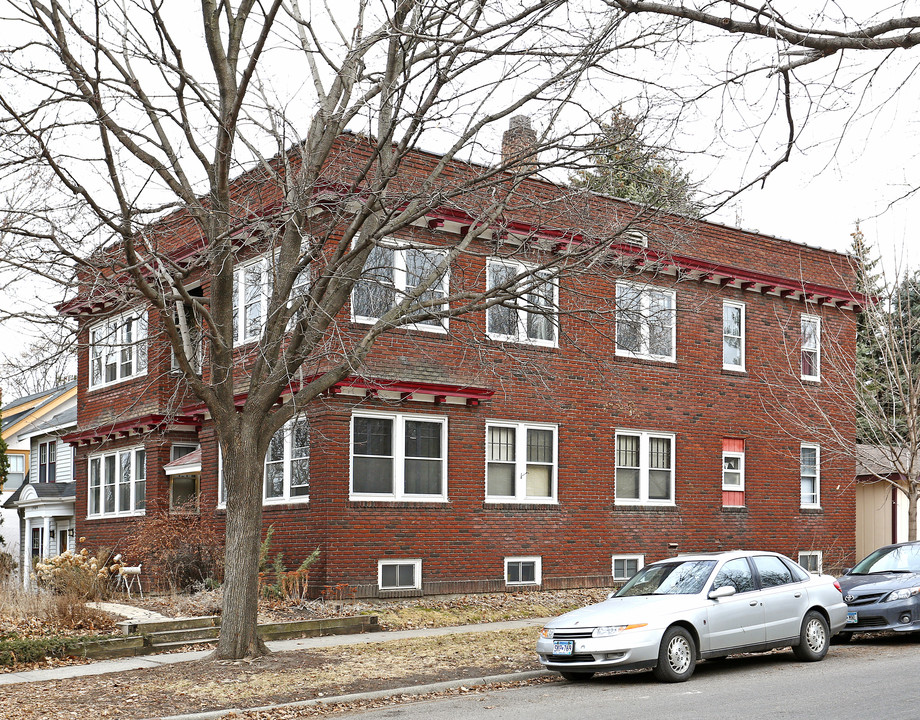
[850,225,883,442]
[570,108,700,216]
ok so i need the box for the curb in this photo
[152,669,554,720]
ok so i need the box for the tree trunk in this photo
[214,436,269,659]
[909,487,918,543]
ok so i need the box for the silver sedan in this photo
[537,550,847,683]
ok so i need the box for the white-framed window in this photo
[38,441,56,483]
[723,300,745,371]
[722,450,745,491]
[616,282,676,362]
[352,243,448,331]
[801,315,821,381]
[505,556,541,585]
[169,444,200,510]
[612,554,644,581]
[87,447,146,517]
[6,454,25,491]
[231,256,272,344]
[800,443,820,508]
[485,421,557,503]
[615,430,675,505]
[798,551,823,573]
[217,418,309,506]
[378,559,422,590]
[264,417,310,503]
[486,258,557,347]
[89,309,148,388]
[170,300,203,373]
[351,412,447,501]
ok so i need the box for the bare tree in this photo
[0,0,687,659]
[605,2,920,206]
[0,333,76,397]
[756,234,920,544]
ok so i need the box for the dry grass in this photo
[132,586,611,630]
[0,582,117,637]
[169,627,538,703]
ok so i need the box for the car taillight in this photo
[834,580,842,594]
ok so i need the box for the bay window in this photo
[88,447,146,517]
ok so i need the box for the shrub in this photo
[33,546,123,601]
[124,499,223,592]
[0,550,16,582]
[258,526,319,601]
[0,633,71,667]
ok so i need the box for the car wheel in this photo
[559,671,595,682]
[792,610,830,661]
[652,626,697,683]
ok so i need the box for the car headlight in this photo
[592,623,648,638]
[540,627,554,639]
[884,587,920,602]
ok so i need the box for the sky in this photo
[1,1,919,361]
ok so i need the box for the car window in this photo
[782,557,811,582]
[851,544,920,574]
[753,555,794,587]
[617,560,717,596]
[711,558,755,593]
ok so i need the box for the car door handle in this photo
[750,601,759,606]
[794,592,802,598]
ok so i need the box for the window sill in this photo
[484,498,557,506]
[349,495,449,504]
[721,367,747,376]
[353,317,449,335]
[613,503,677,512]
[88,374,148,393]
[86,511,146,520]
[263,498,311,508]
[614,352,677,367]
[721,505,748,513]
[801,377,821,385]
[486,334,558,350]
[800,506,823,514]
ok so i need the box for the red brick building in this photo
[63,136,863,596]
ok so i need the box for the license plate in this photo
[847,611,858,624]
[553,640,574,656]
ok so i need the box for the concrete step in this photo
[146,626,220,646]
[117,615,220,636]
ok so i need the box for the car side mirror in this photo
[708,585,736,600]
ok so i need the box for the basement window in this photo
[378,559,421,590]
[505,556,541,586]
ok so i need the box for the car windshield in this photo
[616,560,717,596]
[851,545,920,575]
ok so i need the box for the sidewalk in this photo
[0,616,551,686]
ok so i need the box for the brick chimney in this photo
[502,115,538,173]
